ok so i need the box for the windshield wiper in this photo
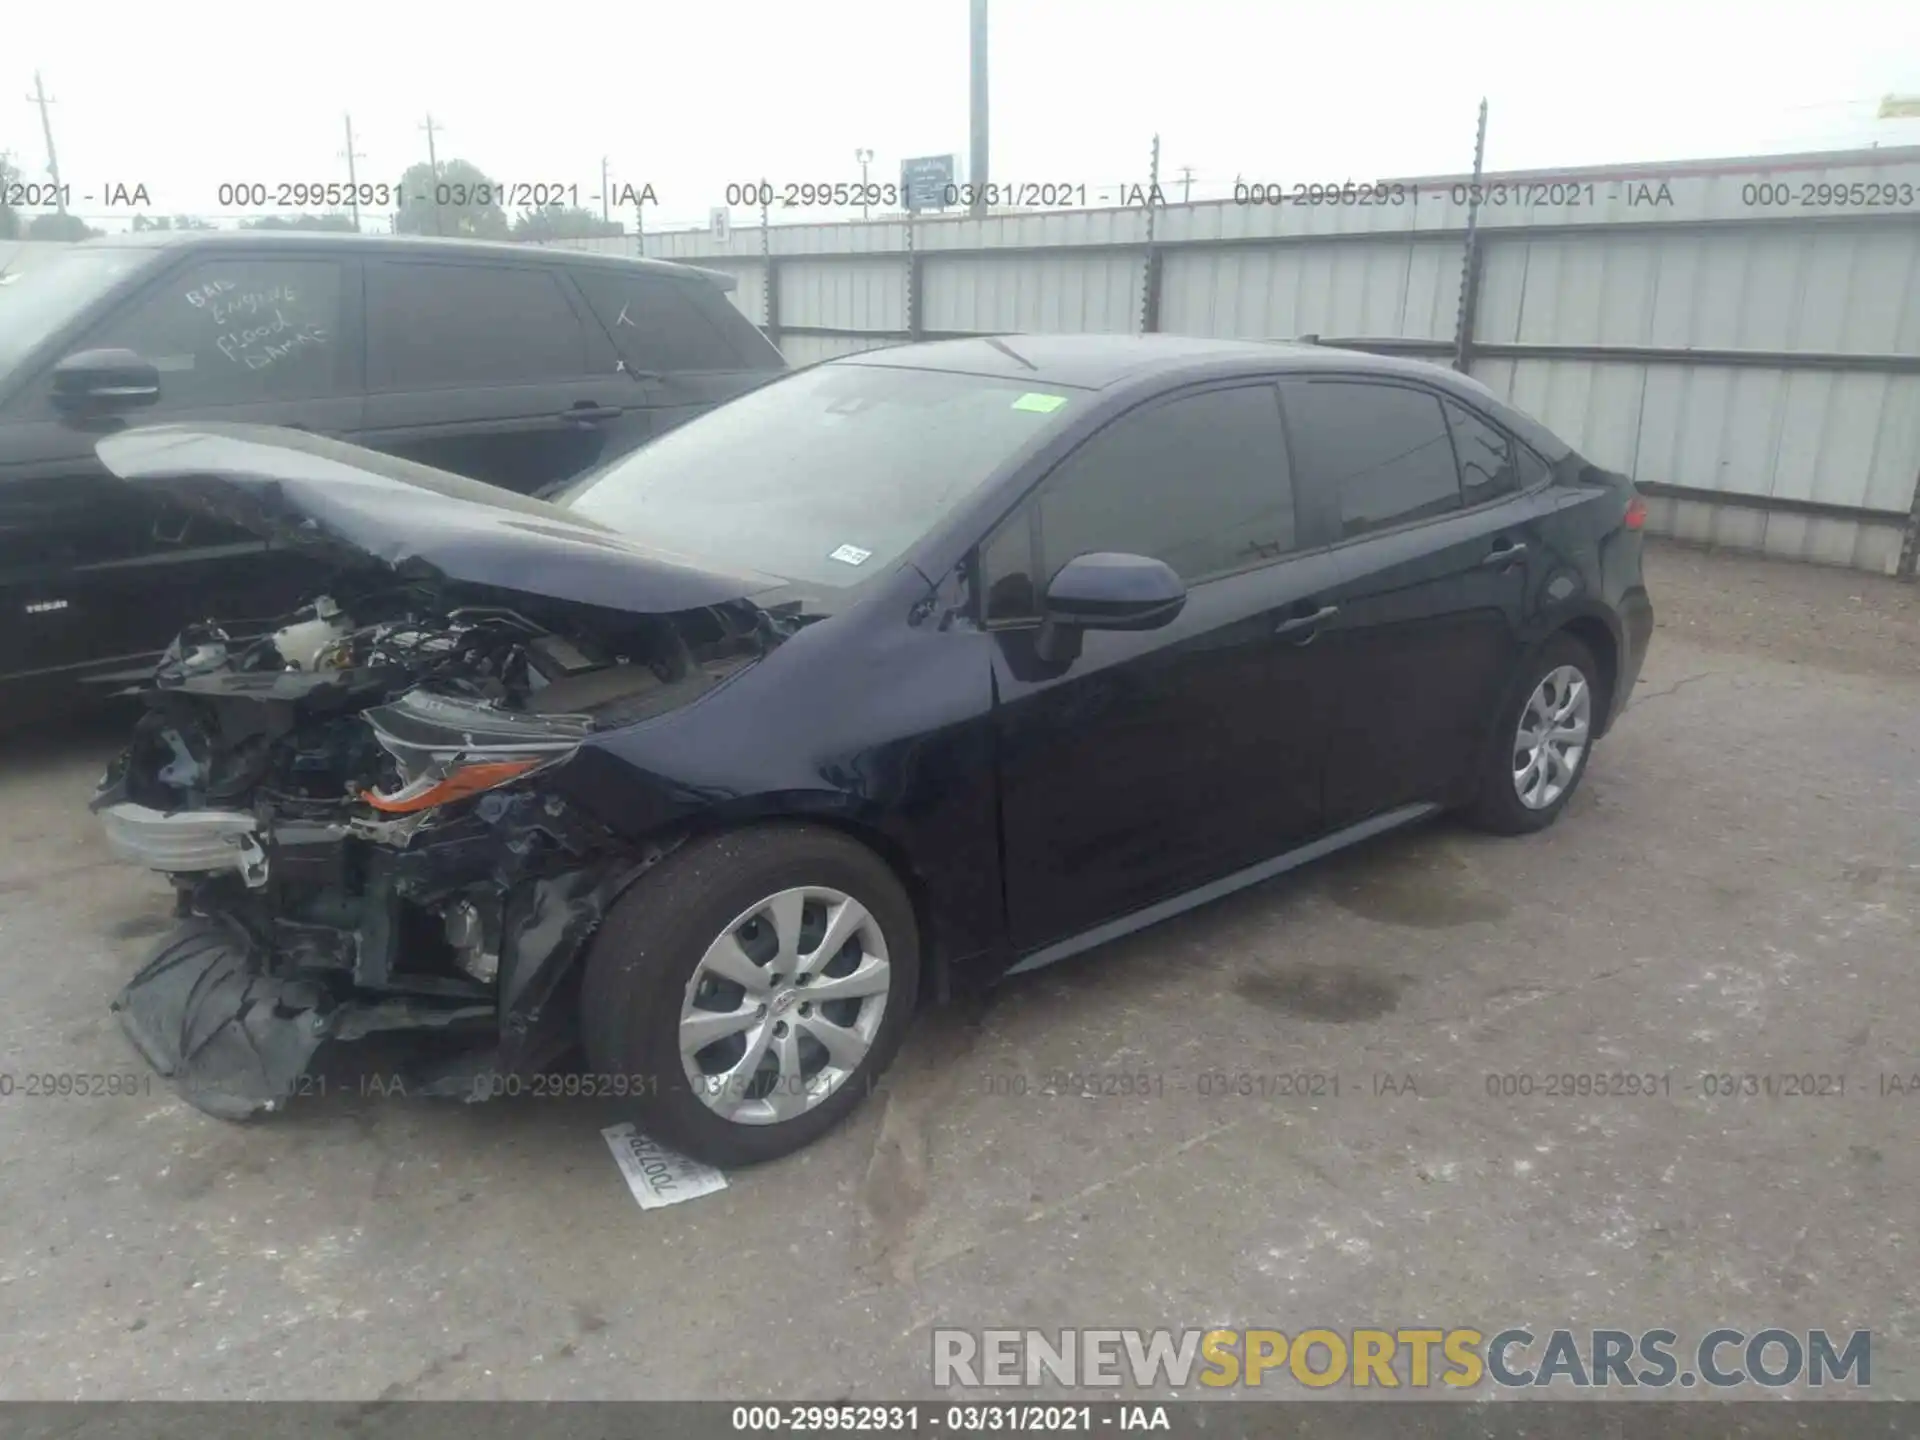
[983,336,1037,371]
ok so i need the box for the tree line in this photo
[0,153,624,241]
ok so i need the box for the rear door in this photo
[0,249,359,688]
[566,266,786,443]
[1279,376,1554,828]
[360,258,638,493]
[984,381,1339,952]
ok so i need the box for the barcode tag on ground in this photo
[601,1122,728,1209]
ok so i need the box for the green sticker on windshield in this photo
[1011,392,1068,414]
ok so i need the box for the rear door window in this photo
[368,261,606,389]
[571,270,767,372]
[1281,380,1462,541]
[79,256,347,407]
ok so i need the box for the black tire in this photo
[579,824,920,1168]
[1464,633,1604,836]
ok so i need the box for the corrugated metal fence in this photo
[546,146,1920,576]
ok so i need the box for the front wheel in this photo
[1464,634,1601,835]
[579,824,919,1167]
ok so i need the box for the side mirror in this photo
[51,349,161,417]
[1035,552,1186,663]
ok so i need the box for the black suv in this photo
[0,231,785,712]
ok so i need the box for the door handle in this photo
[1480,540,1528,568]
[562,403,623,424]
[1273,603,1339,641]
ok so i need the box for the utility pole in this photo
[968,0,990,216]
[601,156,610,224]
[341,113,365,232]
[25,71,67,214]
[1178,165,1195,204]
[856,148,874,219]
[421,114,444,235]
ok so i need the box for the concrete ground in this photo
[0,538,1915,1401]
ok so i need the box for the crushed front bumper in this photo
[114,918,332,1118]
[97,802,267,885]
[114,917,496,1119]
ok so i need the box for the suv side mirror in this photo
[51,349,161,417]
[1034,552,1187,663]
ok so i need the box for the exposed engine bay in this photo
[92,581,787,1117]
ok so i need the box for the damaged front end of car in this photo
[83,423,812,1118]
[93,587,780,1117]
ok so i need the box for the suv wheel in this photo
[580,825,919,1167]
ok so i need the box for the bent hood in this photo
[95,422,788,614]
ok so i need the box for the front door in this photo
[0,251,360,691]
[981,381,1337,953]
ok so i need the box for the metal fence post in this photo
[906,205,923,343]
[1140,133,1163,334]
[759,193,782,351]
[1897,467,1920,580]
[1452,99,1489,373]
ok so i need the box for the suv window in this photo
[369,262,598,389]
[1283,380,1461,540]
[981,384,1296,621]
[572,270,765,372]
[1442,397,1530,506]
[79,257,346,407]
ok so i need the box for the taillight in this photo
[1624,495,1647,531]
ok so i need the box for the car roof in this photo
[836,333,1573,461]
[836,332,1469,391]
[70,229,736,290]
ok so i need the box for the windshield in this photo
[0,246,152,375]
[554,362,1082,588]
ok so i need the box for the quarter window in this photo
[1443,398,1527,506]
[573,271,771,372]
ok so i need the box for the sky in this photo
[6,0,1920,234]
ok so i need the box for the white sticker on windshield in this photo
[829,544,874,566]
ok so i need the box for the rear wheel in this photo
[580,825,919,1167]
[1465,633,1601,835]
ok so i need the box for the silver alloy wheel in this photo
[1512,664,1592,810]
[678,886,892,1126]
